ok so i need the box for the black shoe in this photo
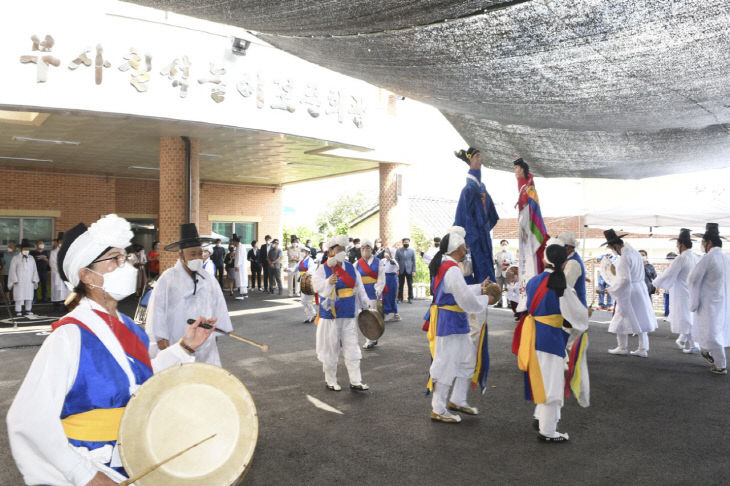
[407,300,413,304]
[701,350,715,365]
[538,433,569,443]
[514,316,520,322]
[495,303,503,308]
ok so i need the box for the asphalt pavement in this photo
[0,291,728,485]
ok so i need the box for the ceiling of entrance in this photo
[0,110,379,184]
[128,0,730,179]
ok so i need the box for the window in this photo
[0,217,54,248]
[211,222,257,245]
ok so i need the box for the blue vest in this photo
[319,262,358,319]
[433,263,469,336]
[61,313,152,457]
[526,272,569,358]
[356,257,380,300]
[569,252,587,306]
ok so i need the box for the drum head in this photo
[118,363,258,485]
[300,273,314,295]
[484,283,502,304]
[358,309,385,341]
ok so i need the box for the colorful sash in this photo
[471,323,490,394]
[317,263,356,323]
[357,257,378,284]
[425,260,460,393]
[565,331,590,407]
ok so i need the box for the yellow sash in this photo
[426,304,465,392]
[517,314,563,404]
[361,276,377,284]
[61,407,125,442]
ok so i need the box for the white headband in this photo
[327,234,349,249]
[63,214,133,290]
[543,237,565,266]
[447,226,466,253]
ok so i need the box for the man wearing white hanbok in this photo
[49,233,70,310]
[146,223,233,366]
[313,234,370,391]
[688,223,730,375]
[653,229,700,353]
[233,233,249,300]
[6,215,214,486]
[603,229,657,358]
[8,239,39,317]
[297,246,317,323]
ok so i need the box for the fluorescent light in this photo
[12,136,80,146]
[199,153,222,158]
[128,166,160,171]
[0,156,52,163]
[235,175,268,179]
[0,111,48,126]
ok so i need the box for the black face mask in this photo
[403,243,409,249]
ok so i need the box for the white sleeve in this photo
[151,342,195,373]
[375,260,386,295]
[212,283,233,333]
[564,260,582,289]
[7,326,99,486]
[653,256,681,290]
[443,266,490,314]
[7,256,18,289]
[313,263,335,297]
[607,256,629,295]
[145,276,170,344]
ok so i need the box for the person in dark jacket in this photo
[211,238,226,286]
[639,250,657,297]
[30,240,50,302]
[248,240,262,290]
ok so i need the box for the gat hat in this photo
[670,228,695,246]
[231,233,240,242]
[56,232,64,241]
[19,238,34,248]
[557,231,577,248]
[600,229,629,246]
[693,223,727,241]
[164,223,215,251]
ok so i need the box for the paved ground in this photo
[0,291,729,485]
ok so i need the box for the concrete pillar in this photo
[159,136,199,272]
[379,162,408,246]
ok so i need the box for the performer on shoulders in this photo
[6,214,214,486]
[454,147,499,283]
[145,223,233,366]
[312,235,371,392]
[356,239,386,350]
[514,158,549,312]
[512,238,589,442]
[425,227,495,423]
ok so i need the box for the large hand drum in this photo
[300,273,314,295]
[118,363,258,485]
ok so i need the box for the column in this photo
[379,162,408,246]
[159,136,199,272]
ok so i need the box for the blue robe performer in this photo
[512,239,590,442]
[7,214,215,485]
[454,147,500,283]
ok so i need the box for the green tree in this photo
[410,226,432,290]
[282,225,320,247]
[316,192,375,237]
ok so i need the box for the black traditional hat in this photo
[19,238,34,249]
[231,233,240,242]
[164,223,215,251]
[600,229,629,246]
[670,228,694,247]
[693,222,726,241]
[56,232,64,242]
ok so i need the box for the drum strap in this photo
[61,407,125,442]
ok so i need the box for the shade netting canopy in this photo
[132,0,730,178]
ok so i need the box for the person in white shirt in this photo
[688,223,730,374]
[297,246,317,323]
[232,233,249,300]
[49,233,70,311]
[202,244,217,278]
[420,236,442,265]
[146,223,233,366]
[287,235,301,297]
[493,239,513,307]
[6,215,214,486]
[8,239,39,317]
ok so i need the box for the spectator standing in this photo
[148,241,161,279]
[211,238,226,286]
[8,239,39,316]
[232,234,248,300]
[396,237,417,304]
[2,242,18,292]
[639,250,657,299]
[596,253,616,310]
[248,240,262,290]
[348,238,362,263]
[493,239,513,307]
[48,233,69,311]
[267,239,283,295]
[224,243,236,296]
[287,235,301,297]
[31,240,50,302]
[259,235,272,292]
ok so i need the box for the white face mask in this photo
[186,258,203,273]
[22,250,30,256]
[335,251,347,263]
[38,244,45,250]
[89,264,137,301]
[641,256,647,262]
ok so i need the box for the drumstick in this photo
[118,433,216,486]
[187,320,269,352]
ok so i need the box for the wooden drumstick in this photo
[118,433,216,486]
[187,320,269,352]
